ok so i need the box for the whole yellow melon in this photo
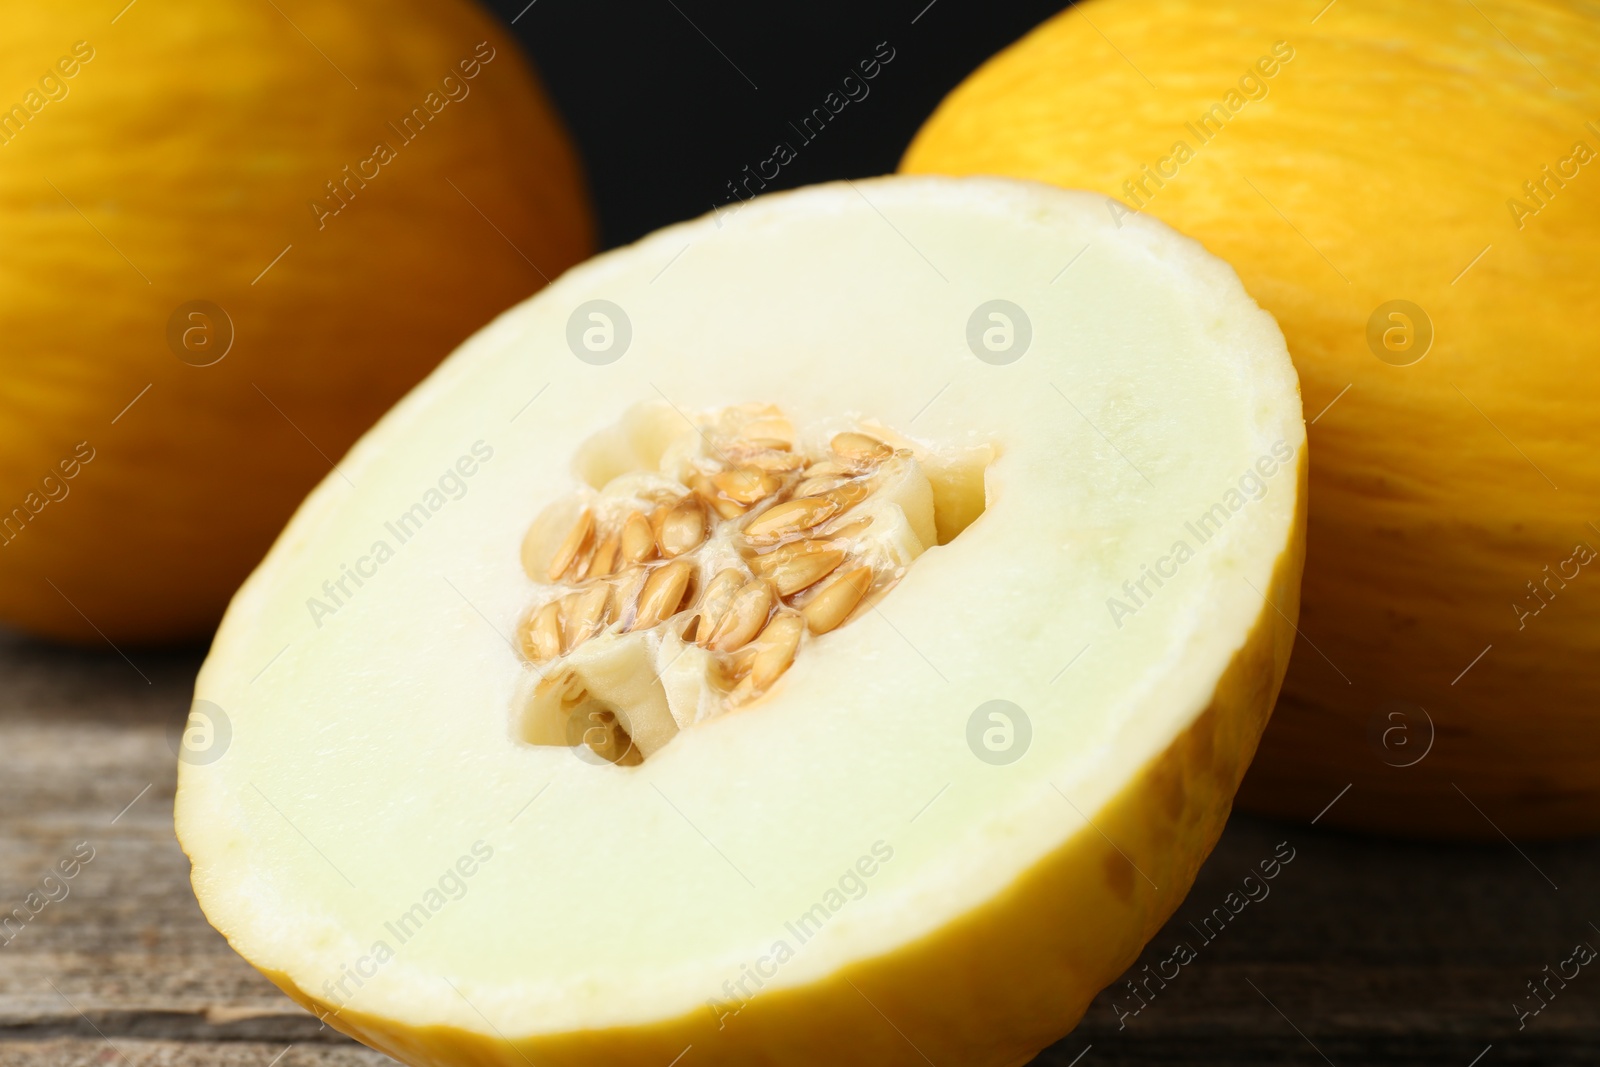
[904,0,1600,837]
[0,1,591,644]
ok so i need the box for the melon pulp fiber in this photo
[902,0,1600,838]
[176,176,1305,1067]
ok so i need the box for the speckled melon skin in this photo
[903,0,1600,838]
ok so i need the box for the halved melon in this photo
[176,176,1305,1067]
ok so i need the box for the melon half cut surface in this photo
[176,176,1305,1067]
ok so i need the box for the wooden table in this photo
[2,629,1596,1066]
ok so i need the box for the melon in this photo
[0,0,591,643]
[902,0,1600,837]
[176,176,1304,1066]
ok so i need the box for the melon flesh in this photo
[176,176,1305,1067]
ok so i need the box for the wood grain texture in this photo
[1,629,1596,1065]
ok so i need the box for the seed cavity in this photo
[515,405,962,765]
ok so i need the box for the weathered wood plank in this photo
[0,1038,394,1066]
[2,629,1597,1065]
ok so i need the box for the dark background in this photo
[483,0,1074,248]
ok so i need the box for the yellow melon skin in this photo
[0,1,591,644]
[253,466,1304,1067]
[903,0,1600,838]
